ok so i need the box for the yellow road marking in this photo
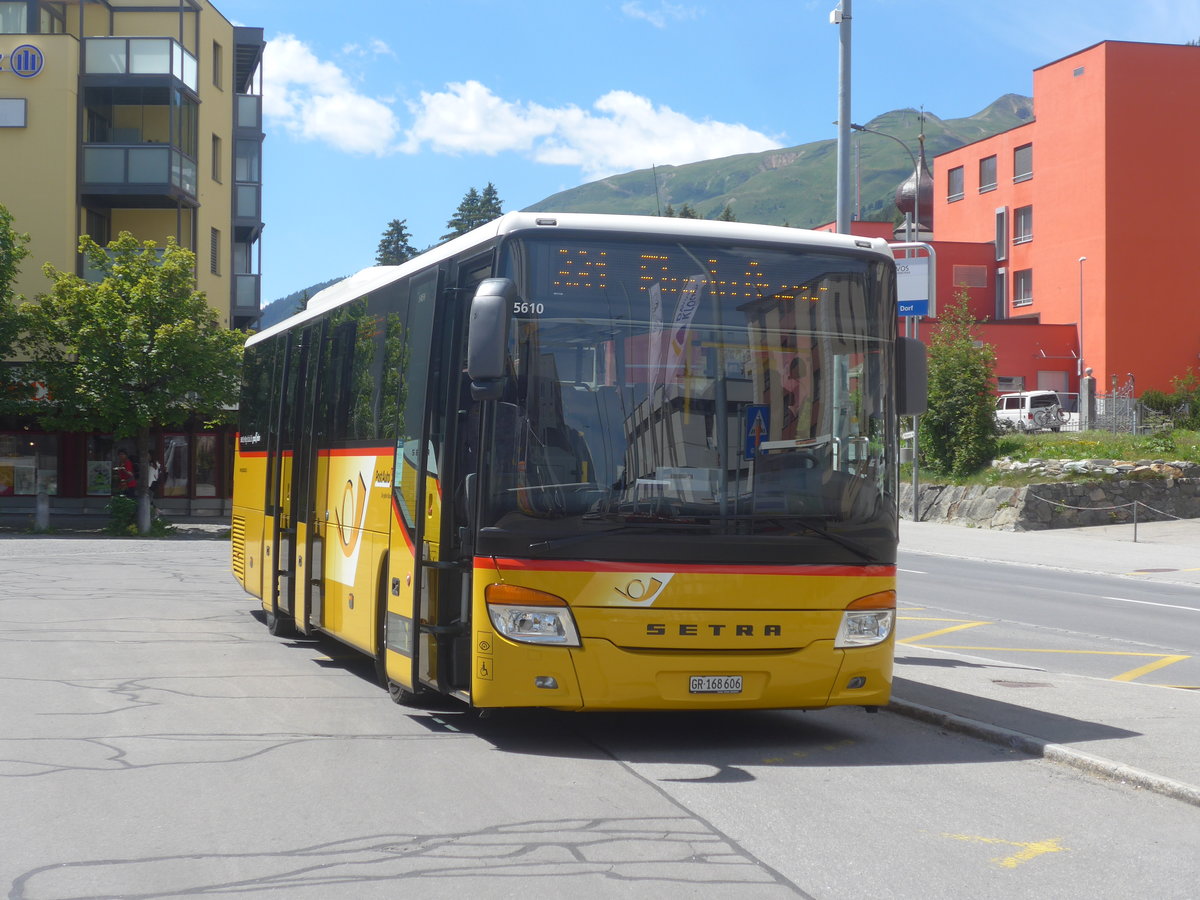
[1112,655,1189,682]
[943,833,1068,869]
[899,622,990,643]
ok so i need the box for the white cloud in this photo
[262,34,399,156]
[403,81,781,178]
[621,1,699,28]
[262,37,779,175]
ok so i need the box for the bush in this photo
[105,494,175,537]
[918,293,998,477]
[1141,369,1200,430]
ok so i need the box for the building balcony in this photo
[81,145,198,208]
[83,37,197,91]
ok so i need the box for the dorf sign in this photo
[1,44,44,78]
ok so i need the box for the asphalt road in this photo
[2,537,1198,899]
[897,551,1200,687]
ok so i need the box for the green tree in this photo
[662,203,676,217]
[718,204,736,222]
[918,292,998,477]
[479,181,504,221]
[21,232,245,533]
[677,203,700,219]
[0,202,31,412]
[442,182,504,241]
[375,218,417,266]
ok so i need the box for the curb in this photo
[887,696,1200,809]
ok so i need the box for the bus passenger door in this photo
[383,267,444,698]
[289,322,327,633]
[265,331,303,630]
[384,257,490,701]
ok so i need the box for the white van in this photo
[995,390,1073,432]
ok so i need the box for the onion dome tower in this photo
[894,126,933,239]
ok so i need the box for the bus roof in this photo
[248,212,894,346]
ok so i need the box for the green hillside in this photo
[524,94,1033,227]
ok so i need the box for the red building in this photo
[933,40,1200,395]
[830,40,1200,397]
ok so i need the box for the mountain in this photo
[257,277,343,329]
[524,94,1034,227]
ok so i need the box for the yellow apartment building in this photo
[0,0,264,517]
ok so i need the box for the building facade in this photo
[934,40,1200,395]
[0,0,263,515]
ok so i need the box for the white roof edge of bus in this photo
[248,213,894,346]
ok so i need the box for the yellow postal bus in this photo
[232,213,925,712]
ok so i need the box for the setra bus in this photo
[232,212,926,712]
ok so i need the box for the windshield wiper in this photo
[758,516,875,562]
[527,522,708,553]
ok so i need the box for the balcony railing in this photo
[81,246,166,283]
[84,37,198,91]
[236,94,261,130]
[82,146,197,198]
[234,274,261,311]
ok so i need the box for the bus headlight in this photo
[834,590,896,648]
[485,584,581,647]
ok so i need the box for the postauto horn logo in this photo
[4,45,45,79]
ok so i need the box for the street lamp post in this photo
[1077,256,1087,378]
[849,123,919,245]
[849,122,924,519]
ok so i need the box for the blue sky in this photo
[213,0,1200,305]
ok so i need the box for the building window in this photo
[0,2,28,34]
[211,134,222,182]
[997,375,1024,393]
[1014,143,1033,182]
[995,207,1007,262]
[953,265,987,288]
[947,166,964,202]
[1013,269,1033,307]
[210,227,221,275]
[85,209,111,245]
[0,98,26,127]
[995,269,1007,319]
[0,433,58,496]
[212,41,223,89]
[1013,205,1033,244]
[979,155,996,192]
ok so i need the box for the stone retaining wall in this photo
[899,477,1200,530]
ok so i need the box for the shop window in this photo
[162,435,189,497]
[194,434,218,497]
[0,433,58,496]
[86,436,114,495]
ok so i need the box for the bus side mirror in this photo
[896,337,927,416]
[467,278,516,401]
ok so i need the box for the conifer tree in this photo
[442,183,504,241]
[375,218,417,265]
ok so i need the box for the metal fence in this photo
[1000,377,1171,435]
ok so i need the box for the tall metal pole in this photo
[834,0,852,233]
[1077,256,1087,378]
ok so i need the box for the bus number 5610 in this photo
[513,301,544,315]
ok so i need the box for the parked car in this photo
[995,390,1074,432]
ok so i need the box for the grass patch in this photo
[904,429,1200,487]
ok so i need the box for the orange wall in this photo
[932,41,1200,393]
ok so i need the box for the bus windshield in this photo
[473,232,898,564]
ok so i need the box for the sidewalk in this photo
[0,510,230,538]
[892,517,1200,806]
